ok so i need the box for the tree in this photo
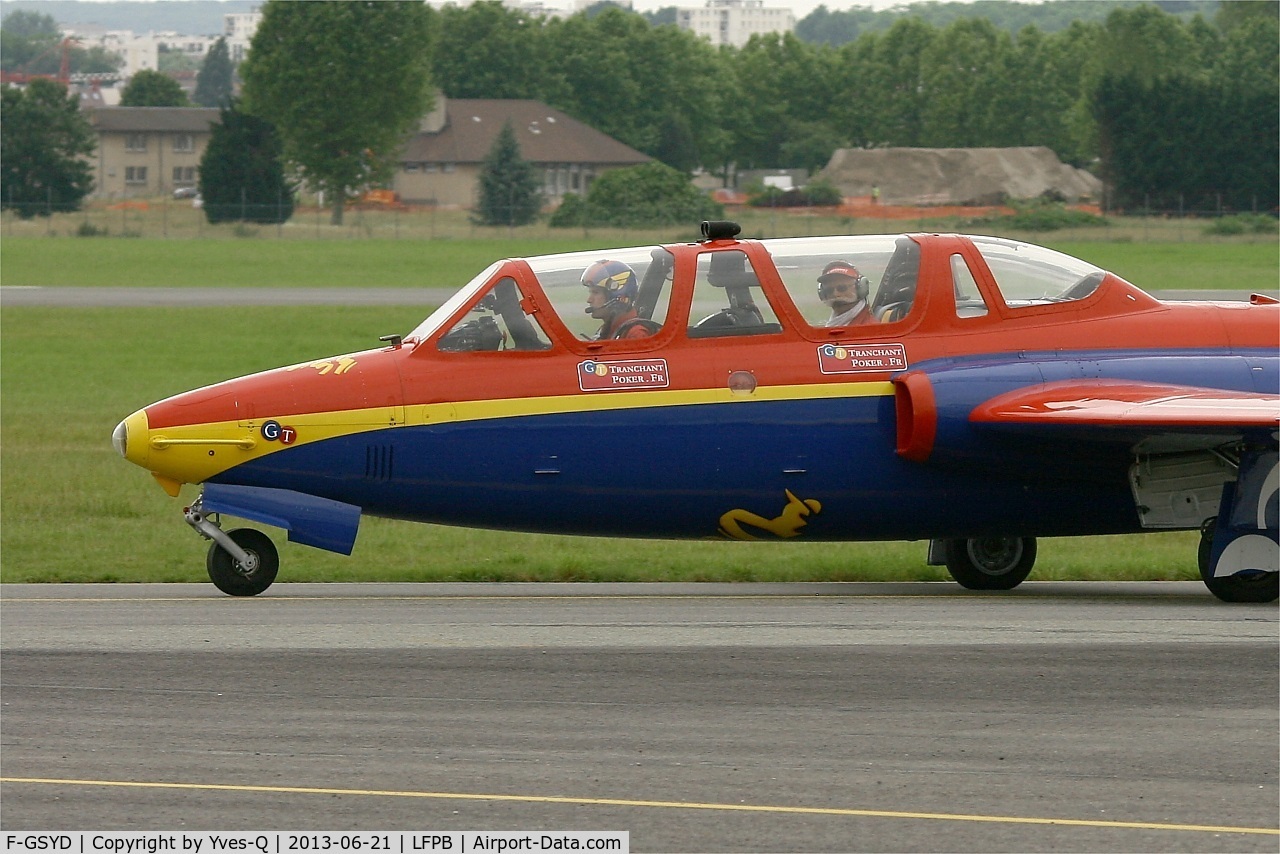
[1097,5,1200,89]
[567,161,721,228]
[544,9,723,169]
[722,33,841,169]
[1,10,58,38]
[1216,0,1279,34]
[833,17,936,148]
[158,46,200,74]
[193,37,234,107]
[240,0,434,225]
[0,9,57,73]
[916,19,998,147]
[474,121,542,227]
[1,11,118,78]
[654,115,699,174]
[0,78,96,217]
[1091,3,1278,213]
[431,2,548,100]
[199,100,294,224]
[120,69,190,106]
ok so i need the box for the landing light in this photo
[112,419,128,458]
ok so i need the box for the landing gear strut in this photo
[185,498,279,596]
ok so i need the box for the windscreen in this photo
[970,237,1107,306]
[406,261,503,342]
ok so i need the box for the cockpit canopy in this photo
[406,233,1121,352]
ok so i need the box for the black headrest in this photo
[707,251,757,290]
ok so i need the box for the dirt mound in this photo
[817,146,1102,207]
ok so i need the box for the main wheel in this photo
[944,537,1036,591]
[1198,520,1279,603]
[206,528,279,597]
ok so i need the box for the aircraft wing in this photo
[970,380,1280,430]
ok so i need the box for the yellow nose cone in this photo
[113,409,182,496]
[113,409,151,469]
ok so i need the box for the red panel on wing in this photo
[971,380,1280,428]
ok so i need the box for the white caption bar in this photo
[2,834,629,854]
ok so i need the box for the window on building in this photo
[125,134,147,152]
[173,166,196,184]
[173,134,194,153]
[126,167,148,185]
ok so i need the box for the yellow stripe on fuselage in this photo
[140,381,895,488]
[443,380,894,423]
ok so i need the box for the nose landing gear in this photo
[184,498,280,596]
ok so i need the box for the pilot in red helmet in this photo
[582,259,654,340]
[817,260,874,327]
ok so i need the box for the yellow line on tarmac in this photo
[3,777,1276,836]
[1,593,973,604]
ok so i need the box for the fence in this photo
[1,196,1276,244]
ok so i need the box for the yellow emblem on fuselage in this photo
[718,490,823,541]
[287,357,357,376]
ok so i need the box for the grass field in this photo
[4,234,1278,293]
[0,307,1199,587]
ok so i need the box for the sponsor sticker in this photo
[578,358,670,391]
[817,342,908,374]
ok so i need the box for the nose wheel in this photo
[185,497,280,596]
[206,528,279,596]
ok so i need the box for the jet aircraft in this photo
[114,222,1279,601]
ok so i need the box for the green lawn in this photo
[4,234,1277,292]
[1048,240,1280,292]
[1,237,600,289]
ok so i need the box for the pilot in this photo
[817,260,875,327]
[582,259,653,340]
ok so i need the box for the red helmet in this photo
[817,260,869,303]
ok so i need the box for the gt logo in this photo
[261,420,297,444]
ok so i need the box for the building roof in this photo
[83,100,649,167]
[87,107,220,133]
[400,99,650,166]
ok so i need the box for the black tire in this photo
[206,528,279,597]
[1198,520,1279,603]
[944,537,1036,591]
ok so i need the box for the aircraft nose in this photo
[112,409,150,468]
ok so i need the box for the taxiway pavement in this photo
[2,582,1276,852]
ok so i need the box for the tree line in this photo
[425,0,1275,212]
[2,1,1274,221]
